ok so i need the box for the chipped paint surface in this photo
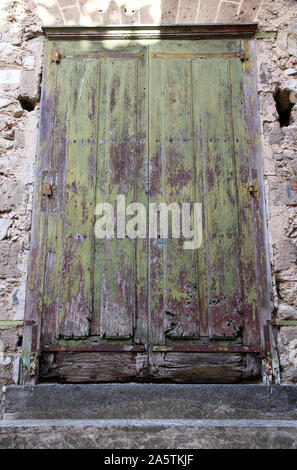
[21,34,269,384]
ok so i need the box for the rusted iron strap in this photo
[152,52,245,59]
[31,325,39,352]
[23,320,35,327]
[41,344,146,352]
[263,325,271,353]
[57,53,145,60]
[152,345,263,353]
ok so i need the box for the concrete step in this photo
[4,384,297,420]
[1,418,297,448]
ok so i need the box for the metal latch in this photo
[42,182,54,197]
[51,43,61,64]
[41,171,58,211]
[243,173,259,207]
[247,179,259,198]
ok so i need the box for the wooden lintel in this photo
[42,24,258,40]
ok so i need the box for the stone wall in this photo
[0,0,297,409]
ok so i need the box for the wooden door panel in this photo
[41,46,149,355]
[93,58,139,340]
[91,54,148,343]
[57,59,99,339]
[195,57,243,340]
[149,52,199,343]
[41,58,71,345]
[149,46,245,353]
[22,33,268,384]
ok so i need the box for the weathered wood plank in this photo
[57,59,99,338]
[150,353,261,383]
[40,352,148,383]
[41,60,71,345]
[230,53,260,347]
[149,48,199,342]
[197,58,243,340]
[92,55,148,342]
[242,39,272,348]
[20,41,57,383]
[39,352,260,383]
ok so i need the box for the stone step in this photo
[4,384,297,420]
[1,418,297,448]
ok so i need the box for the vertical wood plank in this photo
[92,56,148,342]
[57,59,99,338]
[242,39,272,347]
[195,58,243,340]
[21,41,56,383]
[149,50,199,344]
[41,60,71,344]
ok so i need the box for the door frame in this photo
[19,24,278,385]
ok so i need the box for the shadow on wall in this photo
[34,0,261,26]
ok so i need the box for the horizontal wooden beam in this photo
[271,320,297,327]
[254,31,277,39]
[42,23,258,40]
[0,320,24,328]
[41,343,263,354]
[42,344,146,352]
[152,345,263,353]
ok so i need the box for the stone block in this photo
[19,70,40,102]
[278,280,297,308]
[0,97,13,109]
[100,2,121,24]
[237,0,259,22]
[260,63,272,85]
[197,0,220,23]
[0,179,23,212]
[260,93,278,122]
[4,384,297,420]
[283,122,297,146]
[160,0,179,23]
[269,127,283,144]
[0,70,20,85]
[278,302,297,320]
[62,6,81,25]
[58,0,75,7]
[290,104,297,123]
[284,68,297,76]
[120,6,139,25]
[14,130,24,149]
[273,239,297,271]
[23,56,35,70]
[177,0,200,23]
[279,326,297,345]
[139,6,156,24]
[216,1,239,23]
[35,2,64,25]
[1,418,297,449]
[0,241,21,278]
[288,19,297,58]
[0,219,12,241]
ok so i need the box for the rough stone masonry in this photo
[0,0,297,413]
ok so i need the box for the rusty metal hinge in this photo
[41,171,58,211]
[41,171,57,197]
[243,177,259,206]
[51,43,61,64]
[247,179,259,198]
[42,182,54,197]
[239,50,249,62]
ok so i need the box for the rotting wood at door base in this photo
[39,352,262,384]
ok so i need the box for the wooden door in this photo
[20,26,273,385]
